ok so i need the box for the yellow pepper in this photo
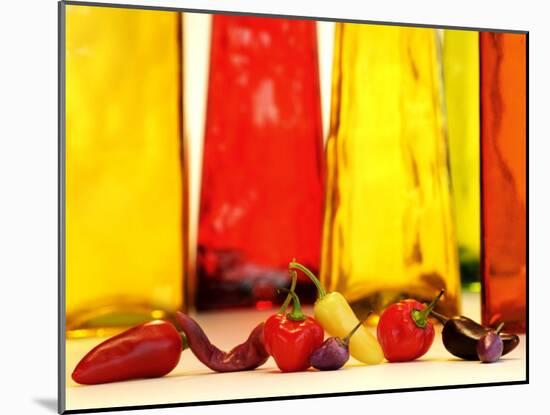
[285,261,384,365]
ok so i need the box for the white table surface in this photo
[64,293,526,412]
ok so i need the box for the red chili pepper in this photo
[263,284,324,372]
[376,290,445,362]
[72,320,184,385]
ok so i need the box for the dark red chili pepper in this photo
[175,311,269,372]
[263,287,324,372]
[377,290,444,362]
[72,320,184,385]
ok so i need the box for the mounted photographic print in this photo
[58,0,528,413]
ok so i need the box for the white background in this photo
[0,0,544,414]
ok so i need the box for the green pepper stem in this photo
[289,260,327,299]
[495,322,505,334]
[342,314,371,346]
[279,288,306,321]
[411,289,445,329]
[279,270,298,313]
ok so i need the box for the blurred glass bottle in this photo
[480,32,527,333]
[321,24,461,320]
[65,6,187,338]
[197,15,324,310]
[443,30,481,290]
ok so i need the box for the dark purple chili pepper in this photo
[477,322,504,363]
[175,311,269,372]
[431,310,519,360]
[310,318,366,371]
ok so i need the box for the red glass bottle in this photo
[480,32,527,333]
[196,15,324,310]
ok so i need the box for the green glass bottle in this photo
[442,30,481,290]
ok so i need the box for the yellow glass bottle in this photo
[65,5,186,338]
[321,23,461,319]
[442,30,481,289]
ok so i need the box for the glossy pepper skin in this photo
[263,284,324,372]
[289,261,384,365]
[310,318,365,371]
[477,323,504,363]
[431,310,519,360]
[72,320,183,385]
[376,290,444,362]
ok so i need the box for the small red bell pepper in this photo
[72,320,184,385]
[263,285,324,372]
[376,290,445,362]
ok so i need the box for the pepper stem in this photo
[279,270,298,313]
[430,309,449,325]
[279,288,305,322]
[495,322,505,334]
[411,289,445,329]
[289,259,327,299]
[342,314,370,346]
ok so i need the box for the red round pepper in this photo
[376,290,445,362]
[72,320,184,385]
[263,286,324,372]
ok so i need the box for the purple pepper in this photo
[477,322,504,363]
[310,337,350,370]
[310,318,367,371]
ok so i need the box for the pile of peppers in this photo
[71,260,520,385]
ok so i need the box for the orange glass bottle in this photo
[480,32,527,333]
